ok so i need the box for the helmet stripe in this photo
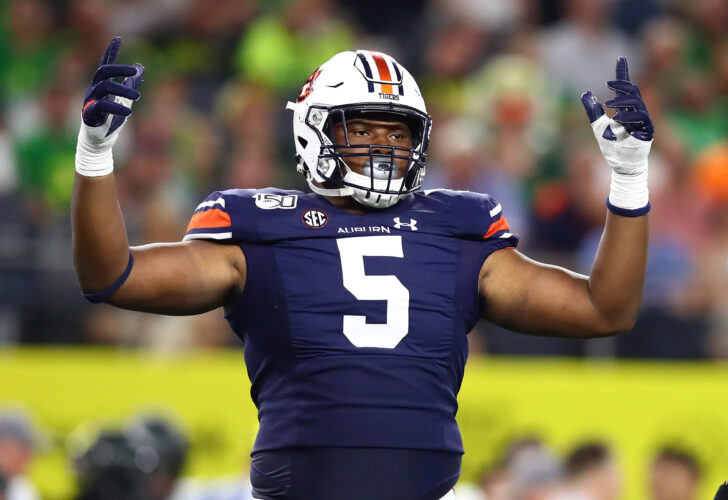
[356,52,375,92]
[391,62,404,96]
[370,52,393,94]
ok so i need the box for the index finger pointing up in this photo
[100,36,122,66]
[615,56,630,82]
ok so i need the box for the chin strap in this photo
[307,180,354,197]
[306,160,408,207]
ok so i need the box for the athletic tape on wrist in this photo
[607,166,649,210]
[75,123,115,177]
[82,250,134,303]
[75,147,114,176]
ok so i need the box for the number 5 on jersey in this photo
[336,236,410,349]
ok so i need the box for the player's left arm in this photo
[479,57,652,338]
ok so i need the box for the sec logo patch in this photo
[302,209,328,228]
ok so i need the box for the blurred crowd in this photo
[465,437,702,500]
[0,407,251,500]
[1,0,728,358]
[0,408,706,500]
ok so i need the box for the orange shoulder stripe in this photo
[186,208,232,232]
[483,216,509,239]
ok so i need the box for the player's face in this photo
[332,117,413,178]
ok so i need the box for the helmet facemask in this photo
[309,104,431,208]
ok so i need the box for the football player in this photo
[72,37,652,499]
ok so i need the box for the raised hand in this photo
[76,37,144,177]
[580,57,652,214]
[82,36,144,139]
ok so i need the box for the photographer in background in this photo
[650,447,701,500]
[72,415,188,500]
[127,415,189,500]
[0,412,39,500]
[551,442,621,500]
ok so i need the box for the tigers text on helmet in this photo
[286,50,432,208]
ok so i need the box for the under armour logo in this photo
[393,217,418,231]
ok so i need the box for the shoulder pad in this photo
[421,189,519,244]
[183,188,304,243]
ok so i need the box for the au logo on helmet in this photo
[297,68,322,103]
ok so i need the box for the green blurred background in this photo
[1,0,727,498]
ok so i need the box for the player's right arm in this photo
[72,37,245,315]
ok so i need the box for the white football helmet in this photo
[286,50,432,208]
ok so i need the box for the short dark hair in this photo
[653,447,701,478]
[564,442,612,479]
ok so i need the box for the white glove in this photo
[581,57,653,215]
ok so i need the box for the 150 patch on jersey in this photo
[254,193,298,210]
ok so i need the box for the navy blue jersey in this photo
[250,447,461,500]
[184,188,518,454]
